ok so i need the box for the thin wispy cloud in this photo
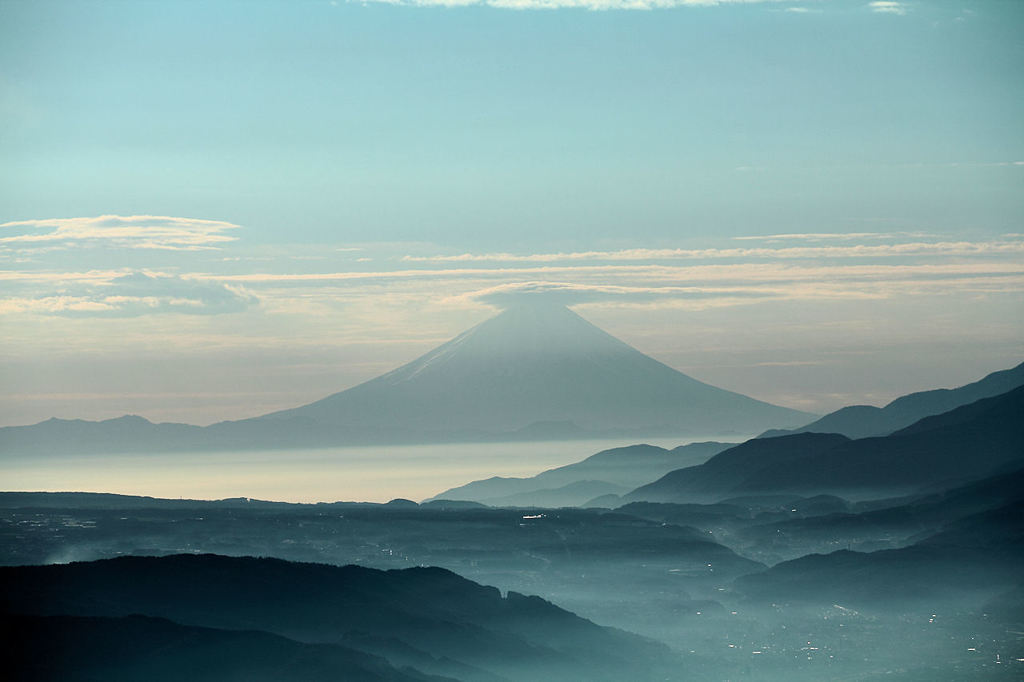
[204,261,1024,286]
[0,215,241,251]
[400,240,1024,263]
[0,272,258,317]
[190,261,1024,318]
[454,281,772,307]
[348,0,800,9]
[5,238,1022,322]
[731,232,935,242]
[868,1,907,15]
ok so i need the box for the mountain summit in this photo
[258,303,813,439]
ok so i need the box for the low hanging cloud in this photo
[0,215,241,251]
[1,271,259,317]
[401,240,1024,263]
[459,280,772,308]
[731,232,935,242]
[868,1,906,15]
[348,0,802,10]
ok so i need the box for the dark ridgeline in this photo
[0,496,766,643]
[0,554,677,682]
[624,385,1024,503]
[734,491,1024,610]
[759,360,1024,439]
[0,303,813,454]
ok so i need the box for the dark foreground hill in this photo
[0,499,764,645]
[760,360,1024,439]
[735,499,1024,611]
[625,385,1024,503]
[0,553,676,682]
[727,465,1024,562]
[2,613,453,682]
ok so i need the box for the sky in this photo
[1,0,1022,427]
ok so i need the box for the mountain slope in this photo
[428,441,733,506]
[0,304,813,453]
[760,360,1024,439]
[625,433,851,503]
[256,304,812,438]
[728,466,1024,562]
[0,554,674,682]
[626,386,1024,503]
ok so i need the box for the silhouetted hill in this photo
[760,360,1024,439]
[625,433,850,503]
[727,466,1024,562]
[0,305,812,454]
[0,491,309,510]
[428,441,733,506]
[735,499,1024,610]
[0,500,765,648]
[0,414,206,455]
[0,554,675,682]
[625,386,1024,503]
[3,613,452,682]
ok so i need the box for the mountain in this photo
[760,360,1024,439]
[0,414,206,456]
[625,433,851,503]
[427,441,733,506]
[0,498,765,645]
[0,554,676,682]
[0,304,813,454]
[726,465,1024,563]
[253,304,813,439]
[625,385,1024,503]
[734,499,1024,610]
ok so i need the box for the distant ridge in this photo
[427,441,734,507]
[0,304,813,453]
[759,360,1024,439]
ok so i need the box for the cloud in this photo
[400,240,1024,263]
[868,1,906,15]
[193,259,1024,320]
[458,281,771,307]
[0,215,241,251]
[348,0,799,9]
[0,271,258,317]
[200,259,1024,290]
[732,232,934,242]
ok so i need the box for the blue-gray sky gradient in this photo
[1,0,1021,425]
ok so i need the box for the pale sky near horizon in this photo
[1,0,1022,427]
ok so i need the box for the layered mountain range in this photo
[5,357,1022,680]
[1,554,677,682]
[435,361,1024,509]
